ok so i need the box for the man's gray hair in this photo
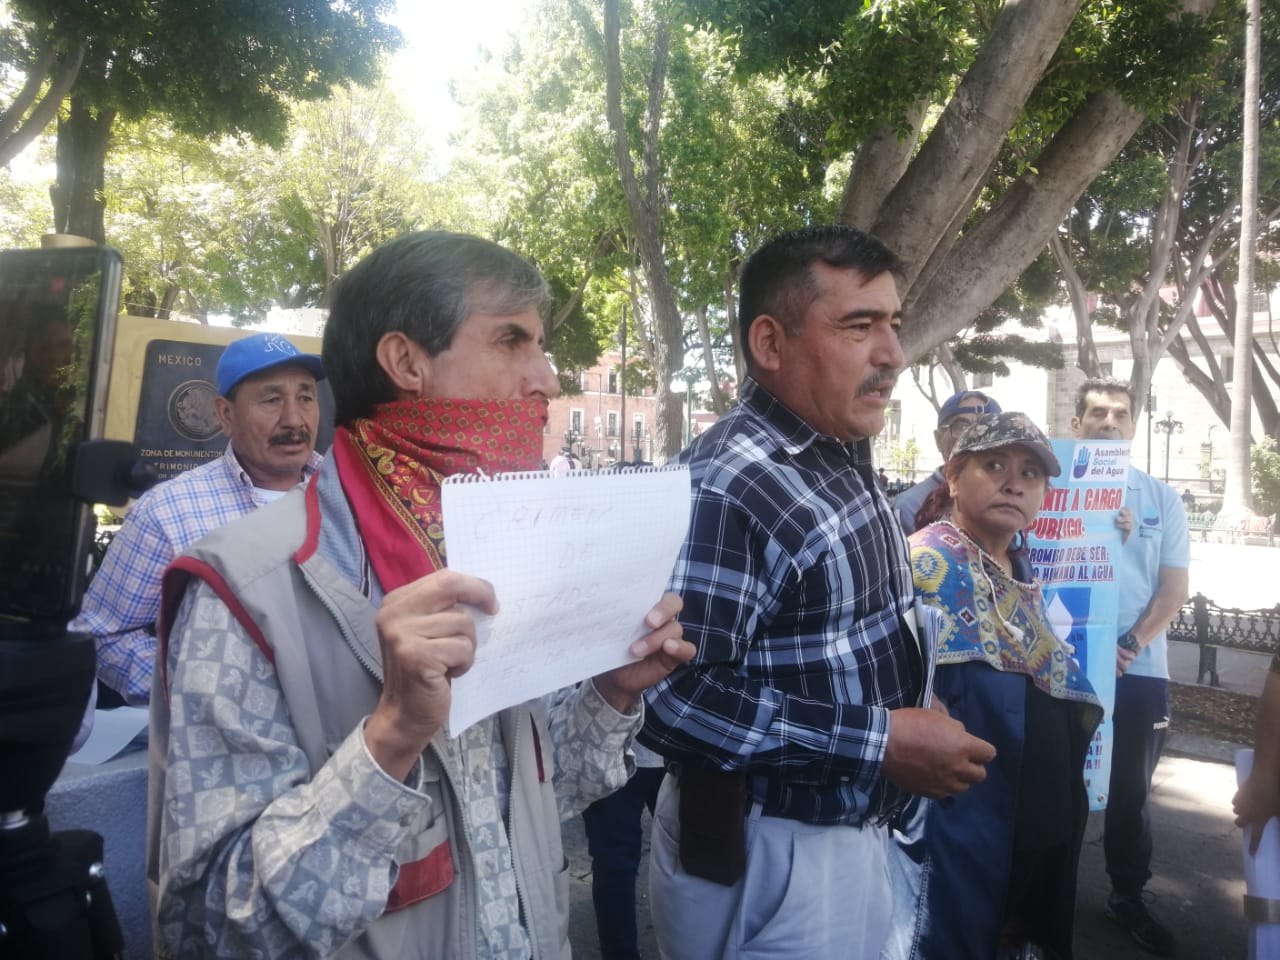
[323,231,548,426]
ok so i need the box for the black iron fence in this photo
[1167,592,1280,685]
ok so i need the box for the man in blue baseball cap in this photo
[212,332,326,494]
[893,389,1000,534]
[73,331,326,706]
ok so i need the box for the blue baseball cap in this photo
[937,390,1000,427]
[215,332,325,397]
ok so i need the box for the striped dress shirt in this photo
[71,443,323,703]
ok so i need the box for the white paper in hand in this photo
[1238,748,1280,959]
[441,466,690,735]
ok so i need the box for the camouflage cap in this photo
[952,411,1061,477]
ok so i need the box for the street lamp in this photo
[1152,411,1183,482]
[1202,423,1221,492]
[631,422,651,463]
[564,427,582,465]
[669,368,700,448]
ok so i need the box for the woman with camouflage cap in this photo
[889,412,1103,960]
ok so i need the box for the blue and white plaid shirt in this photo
[71,443,323,703]
[640,378,923,826]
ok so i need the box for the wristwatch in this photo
[1118,631,1141,653]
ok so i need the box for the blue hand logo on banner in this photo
[1072,445,1091,479]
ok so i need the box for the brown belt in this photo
[1244,895,1280,924]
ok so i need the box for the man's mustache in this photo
[858,370,898,395]
[270,428,312,447]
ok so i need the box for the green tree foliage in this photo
[1052,0,1280,430]
[0,0,83,166]
[100,79,435,324]
[0,159,52,246]
[446,0,832,454]
[271,81,434,286]
[443,0,636,376]
[1252,435,1280,515]
[105,121,249,321]
[677,0,1224,372]
[2,0,401,241]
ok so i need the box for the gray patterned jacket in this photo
[146,458,639,958]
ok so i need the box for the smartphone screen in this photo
[0,247,122,623]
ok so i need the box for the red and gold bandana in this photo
[333,397,547,591]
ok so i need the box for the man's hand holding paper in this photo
[364,569,497,781]
[592,591,691,713]
[440,466,692,733]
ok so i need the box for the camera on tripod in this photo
[0,244,147,959]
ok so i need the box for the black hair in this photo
[323,231,548,426]
[1074,377,1136,418]
[737,225,902,369]
[915,452,972,530]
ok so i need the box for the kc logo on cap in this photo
[215,331,326,397]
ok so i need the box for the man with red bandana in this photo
[145,232,691,959]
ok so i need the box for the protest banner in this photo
[1028,438,1130,809]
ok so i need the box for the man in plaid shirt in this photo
[72,332,324,705]
[641,226,996,959]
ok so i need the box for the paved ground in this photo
[564,543,1277,959]
[1074,755,1245,959]
[563,752,1250,960]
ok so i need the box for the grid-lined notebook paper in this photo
[441,465,690,734]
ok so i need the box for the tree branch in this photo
[871,0,1084,284]
[1048,232,1100,375]
[838,101,928,230]
[0,38,58,138]
[603,0,684,457]
[0,42,84,168]
[901,88,1148,361]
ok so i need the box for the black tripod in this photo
[0,626,124,959]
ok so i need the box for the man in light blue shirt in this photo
[1072,377,1189,957]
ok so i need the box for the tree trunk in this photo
[126,279,157,318]
[838,102,927,229]
[896,0,1216,362]
[694,305,730,413]
[1049,234,1101,376]
[725,271,745,389]
[870,0,1084,284]
[0,39,84,169]
[932,342,967,395]
[603,0,684,460]
[157,281,181,321]
[900,89,1149,362]
[51,96,115,243]
[1223,0,1262,517]
[1168,329,1231,426]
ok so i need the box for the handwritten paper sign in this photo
[441,466,691,735]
